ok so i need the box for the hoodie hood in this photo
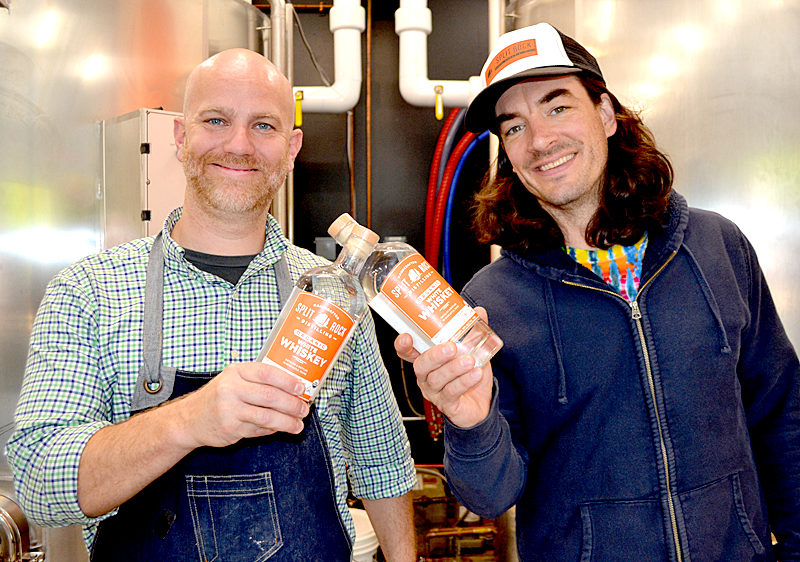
[497,191,729,364]
[501,192,688,285]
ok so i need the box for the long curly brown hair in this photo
[472,75,673,253]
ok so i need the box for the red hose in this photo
[421,109,466,442]
[424,108,461,259]
[427,131,477,269]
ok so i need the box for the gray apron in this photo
[90,234,352,561]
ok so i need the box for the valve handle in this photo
[434,85,444,121]
[294,90,304,128]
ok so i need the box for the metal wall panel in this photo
[0,1,265,558]
[514,0,800,346]
[0,0,204,479]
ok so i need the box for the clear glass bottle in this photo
[328,214,503,367]
[256,223,379,401]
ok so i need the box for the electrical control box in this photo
[101,108,185,249]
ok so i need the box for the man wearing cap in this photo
[395,23,800,560]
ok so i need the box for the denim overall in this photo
[91,235,352,561]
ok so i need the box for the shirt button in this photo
[231,291,238,299]
[231,350,240,359]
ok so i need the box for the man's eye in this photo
[255,122,274,131]
[503,124,523,137]
[207,118,225,126]
[551,106,567,115]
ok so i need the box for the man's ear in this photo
[174,117,187,162]
[286,128,303,173]
[598,93,617,139]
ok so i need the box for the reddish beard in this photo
[182,148,289,215]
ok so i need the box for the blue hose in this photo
[442,129,490,283]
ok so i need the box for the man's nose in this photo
[223,124,256,155]
[528,116,558,153]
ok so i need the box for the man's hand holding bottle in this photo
[394,307,494,429]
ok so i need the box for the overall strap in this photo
[131,233,175,411]
[131,234,292,411]
[275,249,293,307]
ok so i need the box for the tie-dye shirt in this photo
[565,233,648,301]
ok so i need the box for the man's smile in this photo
[537,152,575,172]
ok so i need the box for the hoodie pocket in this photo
[679,472,765,560]
[579,473,766,562]
[579,497,668,561]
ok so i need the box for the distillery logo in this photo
[485,39,538,85]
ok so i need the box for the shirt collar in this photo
[160,207,289,277]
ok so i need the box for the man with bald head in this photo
[7,49,417,560]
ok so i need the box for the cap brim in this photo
[464,66,583,133]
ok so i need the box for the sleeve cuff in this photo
[348,456,418,500]
[443,378,503,457]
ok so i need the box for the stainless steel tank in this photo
[509,0,800,346]
[0,1,266,559]
[0,494,43,561]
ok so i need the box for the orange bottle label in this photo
[379,253,478,344]
[263,292,354,400]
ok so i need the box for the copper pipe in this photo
[253,3,332,10]
[425,526,496,539]
[365,0,372,228]
[347,109,356,217]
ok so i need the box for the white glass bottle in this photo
[328,214,503,367]
[256,224,379,401]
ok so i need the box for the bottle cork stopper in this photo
[328,213,357,244]
[328,213,379,246]
[350,224,379,246]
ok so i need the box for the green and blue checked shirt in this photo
[7,209,416,549]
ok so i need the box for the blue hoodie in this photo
[447,193,800,561]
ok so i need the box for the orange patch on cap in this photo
[484,39,538,86]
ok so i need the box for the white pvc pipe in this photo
[292,0,365,113]
[488,0,504,50]
[395,0,484,108]
[488,0,504,262]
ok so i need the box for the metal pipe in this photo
[365,0,372,228]
[255,2,333,9]
[284,1,295,241]
[263,0,292,238]
[0,495,28,562]
[269,0,287,74]
[347,109,356,217]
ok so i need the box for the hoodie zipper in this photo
[562,250,682,561]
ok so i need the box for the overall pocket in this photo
[186,472,282,562]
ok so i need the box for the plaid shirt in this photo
[7,210,416,548]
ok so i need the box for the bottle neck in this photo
[334,237,373,276]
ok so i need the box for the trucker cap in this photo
[465,23,605,133]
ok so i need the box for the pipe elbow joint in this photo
[467,75,484,107]
[399,77,433,107]
[394,5,432,35]
[399,77,475,108]
[294,79,362,113]
[329,2,366,33]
